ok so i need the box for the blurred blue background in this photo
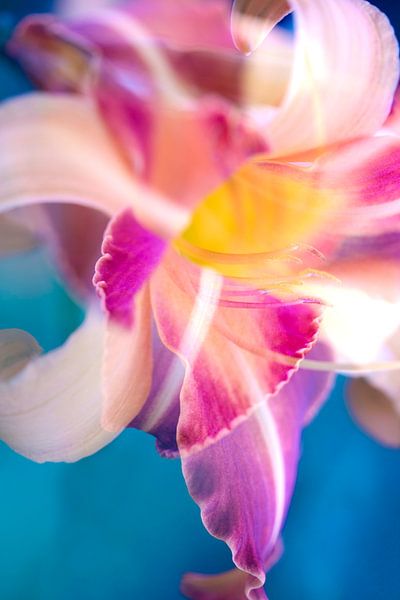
[0,1,399,599]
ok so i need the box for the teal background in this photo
[0,2,399,598]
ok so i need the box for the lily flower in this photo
[0,1,400,598]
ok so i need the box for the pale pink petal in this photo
[0,92,187,237]
[0,312,118,462]
[0,93,133,216]
[232,0,399,156]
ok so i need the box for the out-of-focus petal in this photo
[35,204,108,299]
[0,213,40,256]
[384,86,400,134]
[231,0,290,55]
[307,258,400,368]
[316,135,400,237]
[347,378,400,448]
[0,92,186,237]
[180,345,333,600]
[232,0,399,156]
[0,329,41,381]
[0,312,117,462]
[57,0,117,17]
[151,249,323,455]
[10,9,267,235]
[0,93,131,216]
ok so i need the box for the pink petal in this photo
[0,93,135,216]
[232,0,399,156]
[94,209,165,326]
[92,210,163,431]
[151,249,323,455]
[10,8,267,237]
[180,344,333,600]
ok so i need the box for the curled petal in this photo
[180,345,333,600]
[233,0,399,155]
[0,312,116,462]
[0,299,153,461]
[231,0,290,55]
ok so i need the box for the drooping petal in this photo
[151,248,323,456]
[232,0,399,156]
[180,343,333,600]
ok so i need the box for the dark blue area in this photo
[0,1,399,599]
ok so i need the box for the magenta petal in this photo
[94,208,165,326]
[180,344,333,600]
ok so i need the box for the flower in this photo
[0,1,400,599]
